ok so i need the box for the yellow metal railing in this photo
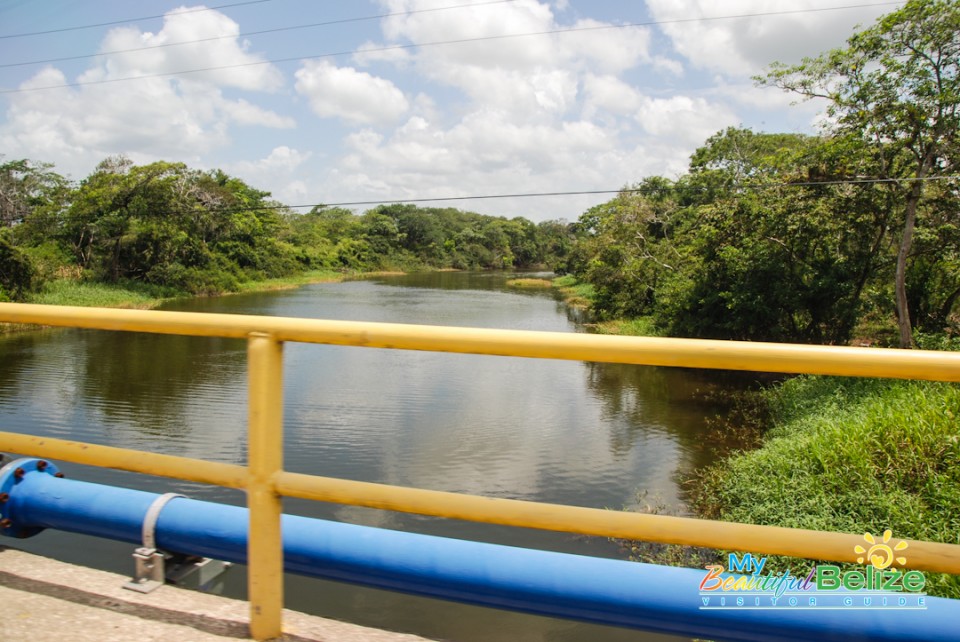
[2,302,960,640]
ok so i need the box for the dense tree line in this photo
[0,156,573,301]
[562,0,958,347]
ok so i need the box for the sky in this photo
[0,0,901,222]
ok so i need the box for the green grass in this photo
[691,375,960,597]
[590,317,662,337]
[552,275,595,308]
[27,279,182,309]
[233,269,344,293]
[22,270,346,309]
[505,277,553,288]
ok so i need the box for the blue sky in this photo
[0,1,900,221]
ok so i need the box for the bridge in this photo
[1,301,959,641]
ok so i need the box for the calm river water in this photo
[0,271,750,641]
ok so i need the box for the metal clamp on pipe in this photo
[122,492,233,593]
[124,492,184,593]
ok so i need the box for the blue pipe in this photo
[1,458,958,642]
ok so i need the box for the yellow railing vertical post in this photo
[247,333,284,641]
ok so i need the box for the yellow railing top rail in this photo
[3,302,960,380]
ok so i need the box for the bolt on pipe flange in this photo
[0,458,62,538]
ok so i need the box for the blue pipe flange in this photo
[0,457,61,538]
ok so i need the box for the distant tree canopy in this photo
[0,156,570,300]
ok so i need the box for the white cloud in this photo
[379,0,561,70]
[559,19,651,74]
[294,60,410,125]
[234,146,312,173]
[221,99,295,128]
[2,70,224,172]
[352,41,413,67]
[651,55,684,76]
[0,6,290,179]
[93,6,283,91]
[646,0,894,77]
[226,147,314,204]
[445,67,579,120]
[376,0,650,75]
[315,105,703,221]
[583,74,644,118]
[636,95,739,146]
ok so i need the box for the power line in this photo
[17,173,948,221]
[0,0,518,70]
[185,174,959,215]
[0,2,904,95]
[289,175,960,210]
[0,0,275,40]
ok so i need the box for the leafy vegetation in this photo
[30,278,177,309]
[762,0,960,348]
[0,157,573,304]
[690,376,960,597]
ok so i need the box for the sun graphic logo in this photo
[854,529,909,569]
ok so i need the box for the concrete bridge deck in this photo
[0,546,432,641]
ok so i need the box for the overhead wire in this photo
[114,174,958,218]
[7,170,950,221]
[0,2,905,95]
[0,0,275,39]
[0,0,519,70]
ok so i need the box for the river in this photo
[0,271,751,641]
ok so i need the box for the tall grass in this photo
[505,278,553,288]
[233,269,344,293]
[591,317,662,337]
[552,275,595,308]
[692,376,960,597]
[28,279,181,309]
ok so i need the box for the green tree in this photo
[0,158,69,228]
[0,232,35,300]
[761,0,960,347]
[575,178,682,319]
[536,219,574,271]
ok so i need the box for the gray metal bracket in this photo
[123,492,184,593]
[121,492,232,593]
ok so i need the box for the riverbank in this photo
[0,270,359,334]
[690,375,960,598]
[551,277,960,597]
[28,269,349,309]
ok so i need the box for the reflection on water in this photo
[0,271,755,642]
